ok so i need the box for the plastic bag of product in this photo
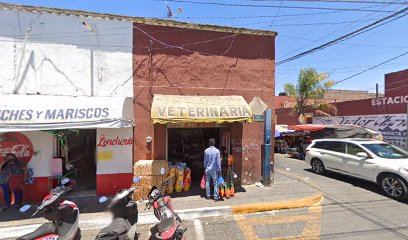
[167,165,176,194]
[175,166,184,192]
[184,168,191,191]
[200,174,206,190]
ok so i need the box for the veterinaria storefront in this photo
[148,94,264,185]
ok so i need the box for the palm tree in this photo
[284,68,336,123]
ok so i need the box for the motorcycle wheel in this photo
[74,228,81,240]
[127,224,138,240]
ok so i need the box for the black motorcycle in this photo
[94,178,140,240]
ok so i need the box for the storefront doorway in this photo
[167,127,232,181]
[67,129,97,193]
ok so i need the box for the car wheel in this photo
[381,174,408,200]
[311,159,326,175]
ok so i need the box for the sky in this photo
[4,0,408,94]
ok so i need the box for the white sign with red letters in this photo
[96,128,133,174]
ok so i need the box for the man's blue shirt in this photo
[204,146,221,173]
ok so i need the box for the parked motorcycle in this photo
[18,178,80,240]
[94,177,140,240]
[146,167,186,240]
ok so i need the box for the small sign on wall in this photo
[254,115,265,122]
[50,158,63,176]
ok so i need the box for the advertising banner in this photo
[313,114,407,148]
[0,95,133,132]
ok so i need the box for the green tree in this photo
[284,68,336,123]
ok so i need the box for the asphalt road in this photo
[275,154,408,240]
[21,154,408,240]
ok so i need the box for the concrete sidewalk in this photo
[0,171,319,229]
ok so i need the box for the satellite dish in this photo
[164,1,173,18]
[164,1,182,18]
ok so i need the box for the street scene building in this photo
[2,1,408,240]
[0,2,275,203]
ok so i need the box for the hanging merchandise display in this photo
[168,165,176,194]
[183,168,191,192]
[175,165,184,192]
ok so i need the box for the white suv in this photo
[306,139,408,200]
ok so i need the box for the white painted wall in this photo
[0,8,133,97]
[96,128,133,174]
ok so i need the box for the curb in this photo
[0,206,232,239]
[231,193,323,214]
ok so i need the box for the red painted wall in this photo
[96,173,133,196]
[0,177,49,204]
[133,24,275,184]
[336,69,408,116]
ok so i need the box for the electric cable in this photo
[276,6,408,65]
[335,50,408,84]
[160,0,399,12]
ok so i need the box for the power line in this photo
[245,0,408,4]
[279,34,408,49]
[160,0,398,12]
[276,1,393,60]
[270,0,284,26]
[276,6,408,65]
[234,18,378,28]
[269,19,377,26]
[335,50,408,84]
[177,11,346,19]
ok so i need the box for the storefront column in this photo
[241,122,263,184]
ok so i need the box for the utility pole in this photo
[406,104,408,150]
[376,83,379,98]
[262,108,272,186]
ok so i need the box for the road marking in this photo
[234,200,323,239]
[194,219,205,240]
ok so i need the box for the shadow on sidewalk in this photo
[0,194,109,222]
[303,168,408,204]
[1,184,248,222]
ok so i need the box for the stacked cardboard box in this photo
[133,160,169,201]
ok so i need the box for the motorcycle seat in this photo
[158,217,176,233]
[17,222,56,240]
[96,218,131,239]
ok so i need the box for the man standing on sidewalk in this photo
[204,138,221,202]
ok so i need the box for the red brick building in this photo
[133,23,276,185]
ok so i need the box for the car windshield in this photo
[362,143,408,159]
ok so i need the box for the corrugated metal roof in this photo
[0,2,277,36]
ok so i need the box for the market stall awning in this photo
[0,95,133,132]
[288,124,327,132]
[151,95,252,124]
